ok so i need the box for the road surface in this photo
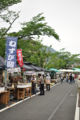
[0,82,77,120]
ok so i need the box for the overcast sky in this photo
[8,0,80,54]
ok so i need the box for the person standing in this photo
[39,75,45,95]
[72,73,75,83]
[69,73,73,83]
[66,73,69,83]
[60,74,64,84]
[31,75,36,94]
[46,75,51,91]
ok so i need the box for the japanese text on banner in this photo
[6,37,18,68]
[17,49,23,67]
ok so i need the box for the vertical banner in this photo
[17,49,23,67]
[6,37,18,68]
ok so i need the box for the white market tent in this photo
[7,67,21,73]
[59,69,74,73]
[24,71,37,75]
[59,69,80,73]
[72,68,80,72]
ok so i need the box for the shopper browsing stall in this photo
[31,75,37,94]
[45,75,51,91]
[39,75,45,95]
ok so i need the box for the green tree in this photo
[0,0,21,11]
[0,1,60,68]
[46,49,80,69]
[17,38,51,67]
[0,0,21,38]
[0,0,21,57]
[19,13,59,40]
[7,13,60,66]
[0,10,20,39]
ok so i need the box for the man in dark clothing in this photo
[31,75,36,94]
[39,75,45,95]
[69,73,73,83]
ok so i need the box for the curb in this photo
[74,93,79,120]
[0,83,57,113]
[0,92,40,113]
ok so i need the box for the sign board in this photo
[7,67,21,73]
[17,49,23,67]
[24,71,36,75]
[6,37,18,68]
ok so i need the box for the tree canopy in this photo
[45,49,80,69]
[8,13,59,41]
[0,0,21,11]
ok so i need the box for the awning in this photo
[72,68,80,72]
[49,68,59,72]
[30,65,41,71]
[23,62,46,71]
[22,64,34,71]
[24,71,36,75]
[59,69,74,72]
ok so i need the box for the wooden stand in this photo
[16,84,32,100]
[7,87,15,100]
[25,87,32,98]
[16,88,25,100]
[0,91,10,105]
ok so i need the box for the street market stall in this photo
[0,87,9,105]
[0,56,10,105]
[7,67,22,100]
[16,83,32,100]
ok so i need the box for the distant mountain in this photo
[46,46,56,53]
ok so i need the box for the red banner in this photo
[17,49,23,67]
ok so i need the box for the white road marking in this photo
[48,87,73,120]
[74,93,79,120]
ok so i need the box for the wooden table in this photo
[16,88,25,100]
[7,87,15,100]
[0,91,10,105]
[16,84,32,100]
[25,86,32,98]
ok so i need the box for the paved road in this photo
[0,82,77,120]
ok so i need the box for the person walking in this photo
[66,73,69,83]
[60,74,64,84]
[72,73,75,83]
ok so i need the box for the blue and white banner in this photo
[6,37,18,68]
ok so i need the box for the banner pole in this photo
[4,68,7,89]
[5,36,18,89]
[4,43,7,89]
